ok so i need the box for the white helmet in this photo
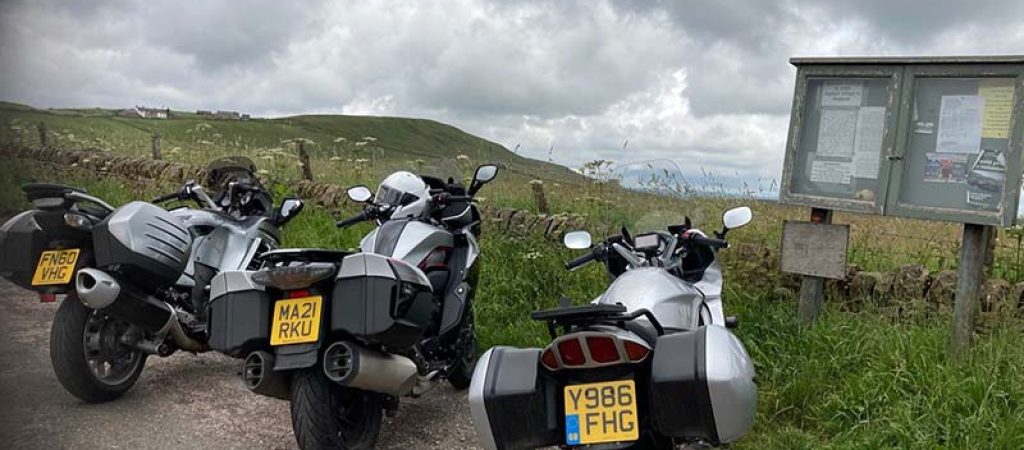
[376,171,429,219]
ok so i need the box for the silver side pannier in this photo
[649,325,756,444]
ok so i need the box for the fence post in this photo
[952,223,994,359]
[151,133,161,160]
[37,122,48,148]
[297,140,314,181]
[531,179,549,214]
[798,207,833,323]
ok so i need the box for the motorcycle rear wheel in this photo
[290,368,384,450]
[50,295,147,403]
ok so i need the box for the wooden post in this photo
[798,207,833,323]
[951,223,994,359]
[297,140,314,181]
[151,133,162,160]
[531,180,549,214]
[37,122,48,148]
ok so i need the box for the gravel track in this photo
[0,280,481,449]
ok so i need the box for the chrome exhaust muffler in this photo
[323,341,418,396]
[76,268,120,309]
[241,351,290,399]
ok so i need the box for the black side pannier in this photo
[331,253,435,349]
[207,270,272,356]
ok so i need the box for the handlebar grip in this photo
[336,211,369,228]
[151,193,178,203]
[564,251,598,270]
[689,234,729,249]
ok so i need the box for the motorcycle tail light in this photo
[252,263,335,290]
[418,246,451,271]
[585,336,620,363]
[557,339,586,366]
[623,340,651,362]
[541,348,559,370]
[288,289,311,299]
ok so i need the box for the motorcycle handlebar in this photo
[336,210,370,228]
[564,251,598,271]
[687,233,729,249]
[151,192,179,203]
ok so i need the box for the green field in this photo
[2,105,1024,449]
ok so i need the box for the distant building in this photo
[241,114,251,120]
[119,106,169,119]
[214,110,241,120]
[196,110,213,116]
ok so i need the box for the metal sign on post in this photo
[778,56,1024,352]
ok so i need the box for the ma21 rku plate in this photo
[31,249,81,286]
[563,379,639,445]
[270,296,322,346]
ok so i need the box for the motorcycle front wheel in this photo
[290,368,384,450]
[50,295,147,403]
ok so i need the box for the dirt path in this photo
[0,280,481,449]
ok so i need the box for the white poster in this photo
[816,108,857,157]
[853,106,885,179]
[821,82,863,107]
[810,160,853,185]
[936,95,983,154]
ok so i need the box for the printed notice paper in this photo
[810,160,853,185]
[853,107,885,179]
[936,95,983,154]
[816,108,857,157]
[821,82,863,107]
[979,79,1015,139]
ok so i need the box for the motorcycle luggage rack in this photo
[531,303,665,339]
[260,248,352,266]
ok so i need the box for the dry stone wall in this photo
[0,144,588,240]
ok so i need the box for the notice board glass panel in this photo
[789,78,891,204]
[896,77,1016,212]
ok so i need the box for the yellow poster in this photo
[979,79,1015,139]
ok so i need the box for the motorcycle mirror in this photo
[722,206,752,231]
[347,185,374,203]
[275,198,304,225]
[563,231,592,249]
[473,164,499,184]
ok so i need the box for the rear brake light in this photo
[623,340,651,362]
[585,336,619,363]
[287,290,311,299]
[557,339,586,366]
[251,263,334,290]
[541,348,559,370]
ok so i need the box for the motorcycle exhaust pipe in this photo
[76,268,207,352]
[323,341,418,396]
[241,351,290,400]
[76,268,120,309]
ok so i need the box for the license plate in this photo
[564,380,639,445]
[270,296,322,346]
[31,249,81,286]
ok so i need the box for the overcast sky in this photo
[2,0,1023,189]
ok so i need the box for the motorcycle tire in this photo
[290,368,384,450]
[446,304,477,390]
[50,295,147,403]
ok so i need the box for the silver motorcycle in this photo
[470,206,757,449]
[211,164,498,450]
[0,173,303,403]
